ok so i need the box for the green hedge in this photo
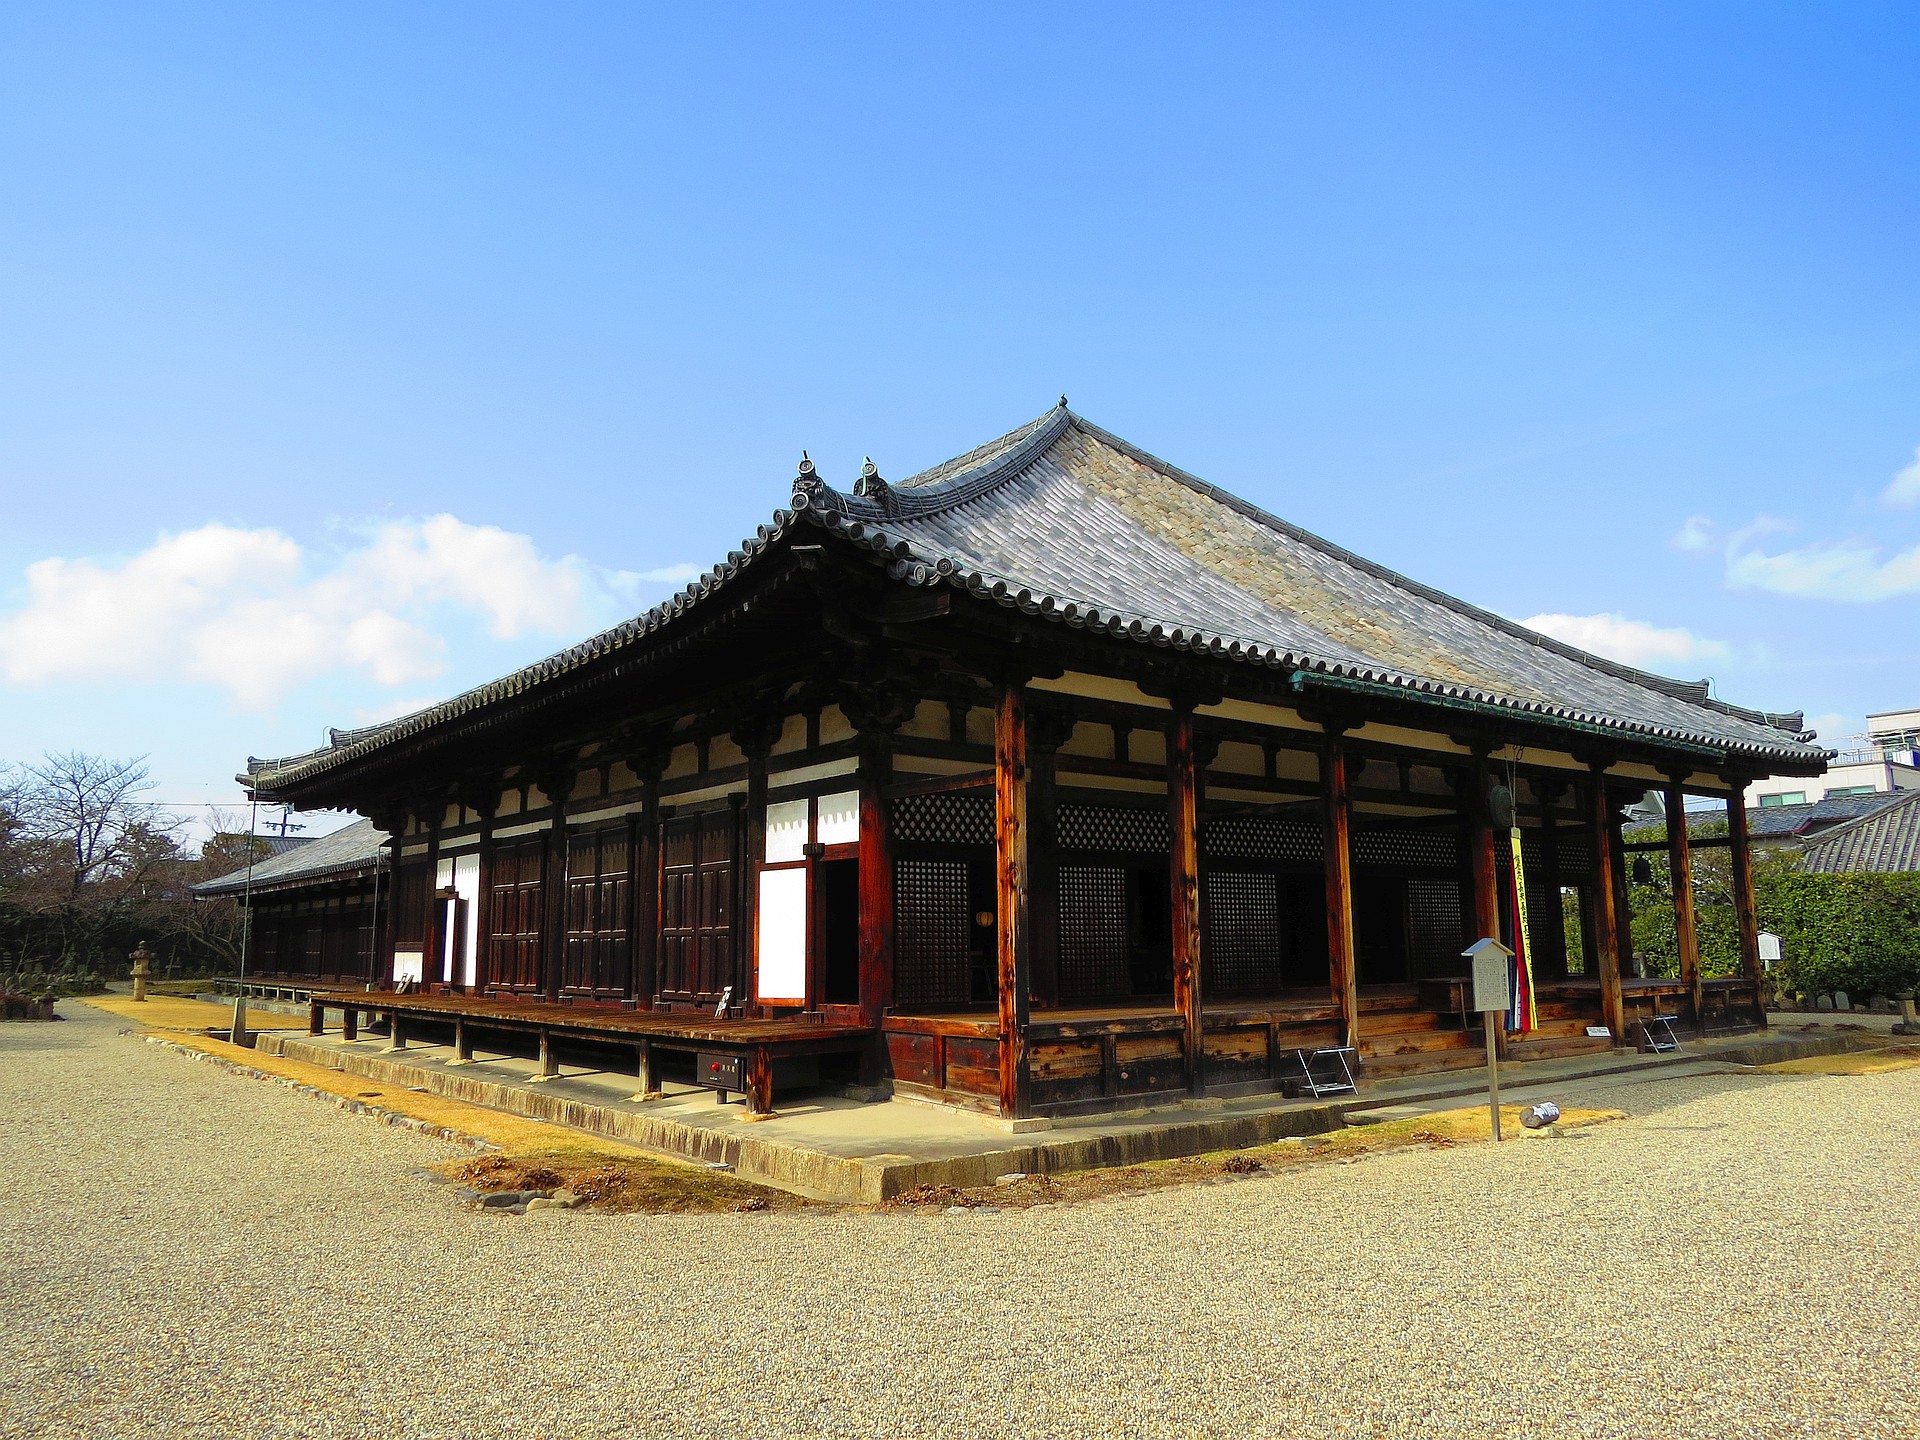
[1624,822,1920,999]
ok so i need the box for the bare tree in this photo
[7,753,180,969]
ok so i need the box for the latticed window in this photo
[1204,815,1321,862]
[1203,869,1285,995]
[894,791,993,847]
[893,858,973,1007]
[1058,802,1170,855]
[1058,865,1132,999]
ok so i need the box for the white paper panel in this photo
[435,857,454,888]
[817,789,860,846]
[757,867,809,1002]
[765,799,810,864]
[393,947,425,984]
[453,853,480,987]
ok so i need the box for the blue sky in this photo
[2,4,1917,836]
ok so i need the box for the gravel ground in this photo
[3,1005,1915,1440]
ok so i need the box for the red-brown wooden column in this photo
[1535,781,1569,978]
[626,751,664,1008]
[1168,708,1205,1095]
[471,790,496,993]
[1727,785,1767,1027]
[736,729,772,1010]
[1467,753,1500,943]
[1587,767,1627,1041]
[1322,729,1359,1050]
[994,683,1032,1119]
[535,760,574,1001]
[857,732,895,1026]
[1665,776,1704,1033]
[1028,710,1070,1009]
[421,805,445,990]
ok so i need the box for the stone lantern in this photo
[130,941,153,1002]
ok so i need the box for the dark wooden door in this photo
[659,811,736,1005]
[486,839,545,992]
[563,828,631,998]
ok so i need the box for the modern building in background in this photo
[1747,708,1920,808]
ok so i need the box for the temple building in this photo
[229,404,1827,1118]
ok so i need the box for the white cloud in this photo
[1670,515,1716,552]
[1724,513,1920,602]
[1883,445,1920,507]
[0,516,614,710]
[1521,612,1730,672]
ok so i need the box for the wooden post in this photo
[1028,711,1069,1009]
[535,1027,558,1079]
[421,808,444,990]
[633,1038,657,1099]
[472,796,495,993]
[452,1018,473,1063]
[342,1007,358,1042]
[1666,778,1704,1033]
[746,1046,775,1117]
[1536,782,1569,978]
[994,683,1032,1120]
[1728,787,1767,1026]
[1610,801,1637,980]
[633,767,662,1007]
[1168,708,1205,1096]
[308,999,323,1036]
[385,1012,406,1052]
[1483,1009,1503,1141]
[1587,769,1626,1043]
[1467,753,1500,943]
[1322,729,1359,1050]
[858,735,896,1025]
[533,761,574,1002]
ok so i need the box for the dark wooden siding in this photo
[487,838,545,992]
[658,811,736,1005]
[563,827,630,998]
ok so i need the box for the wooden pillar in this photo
[746,1045,775,1117]
[1467,753,1500,943]
[342,1007,358,1042]
[1665,778,1704,1033]
[634,1038,657,1098]
[741,740,770,1010]
[632,765,662,1007]
[1609,801,1637,979]
[857,735,896,1024]
[994,683,1032,1119]
[471,793,496,993]
[1728,787,1767,1025]
[1536,782,1569,979]
[536,1027,558,1078]
[1168,708,1205,1096]
[421,807,445,990]
[537,762,573,1001]
[1322,729,1359,1050]
[452,1018,472,1063]
[1028,710,1070,1009]
[1587,769,1626,1042]
[307,999,323,1036]
[385,1012,406,1052]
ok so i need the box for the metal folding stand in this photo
[1282,1046,1359,1097]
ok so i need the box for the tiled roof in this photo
[1799,791,1920,874]
[245,405,1827,794]
[1746,792,1905,840]
[193,818,389,897]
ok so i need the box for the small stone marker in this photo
[994,1172,1028,1187]
[1816,994,1835,1012]
[1834,990,1851,1012]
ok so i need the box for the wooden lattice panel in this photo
[893,858,973,1007]
[1355,827,1460,870]
[894,791,993,847]
[1203,815,1321,862]
[1203,869,1285,994]
[1407,875,1464,976]
[1058,803,1171,856]
[1058,864,1132,999]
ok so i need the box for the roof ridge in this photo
[1068,414,1811,740]
[813,403,1072,522]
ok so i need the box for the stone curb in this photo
[137,1032,499,1154]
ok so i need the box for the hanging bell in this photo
[1632,855,1654,885]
